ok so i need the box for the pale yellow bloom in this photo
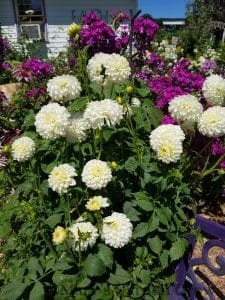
[52,226,67,244]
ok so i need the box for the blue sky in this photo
[138,0,187,18]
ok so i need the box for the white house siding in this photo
[0,0,17,43]
[45,0,138,57]
[0,0,137,57]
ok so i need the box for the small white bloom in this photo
[131,97,141,107]
[48,163,77,194]
[168,94,203,123]
[102,212,133,248]
[198,106,225,137]
[202,74,225,106]
[47,74,82,102]
[69,221,98,251]
[11,136,35,162]
[81,159,112,190]
[149,125,185,164]
[35,103,70,139]
[66,113,89,143]
[83,99,124,129]
[85,195,109,211]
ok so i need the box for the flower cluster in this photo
[11,136,35,162]
[13,58,53,82]
[47,74,82,102]
[87,52,131,84]
[48,163,77,194]
[35,103,70,139]
[83,99,124,129]
[202,74,225,106]
[149,124,185,163]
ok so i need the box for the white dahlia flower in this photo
[83,99,124,129]
[150,124,185,151]
[102,212,133,248]
[69,221,98,251]
[104,53,131,82]
[86,53,110,83]
[48,163,77,194]
[47,74,82,102]
[87,53,131,84]
[35,103,70,140]
[202,74,225,106]
[11,136,35,162]
[198,106,225,137]
[81,159,112,190]
[66,113,89,143]
[168,94,203,123]
[149,125,185,164]
[85,195,109,211]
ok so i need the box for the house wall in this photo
[0,0,137,57]
[0,0,17,43]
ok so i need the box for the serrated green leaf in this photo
[45,214,63,228]
[123,202,141,222]
[148,235,163,255]
[83,254,106,277]
[67,97,89,112]
[97,244,113,269]
[148,214,159,232]
[133,222,149,239]
[1,281,29,300]
[170,238,188,262]
[160,250,169,269]
[29,281,44,300]
[108,264,131,285]
[137,200,154,212]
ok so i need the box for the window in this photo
[15,0,46,40]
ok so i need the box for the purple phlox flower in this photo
[135,70,152,82]
[146,52,165,71]
[80,17,117,54]
[148,76,171,94]
[156,86,186,109]
[0,91,7,104]
[82,12,101,25]
[199,59,217,73]
[172,58,204,92]
[161,114,177,125]
[219,160,225,169]
[1,61,11,71]
[68,56,76,69]
[211,138,225,156]
[26,87,46,99]
[133,17,159,50]
[0,128,21,144]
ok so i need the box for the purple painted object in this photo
[169,215,225,300]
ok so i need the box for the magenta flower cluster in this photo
[80,12,118,54]
[0,38,11,71]
[13,58,54,82]
[133,17,159,50]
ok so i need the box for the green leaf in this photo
[67,97,89,112]
[76,275,91,288]
[89,82,103,96]
[133,222,149,239]
[137,86,150,97]
[41,160,57,174]
[157,208,170,226]
[97,244,113,269]
[83,254,106,277]
[123,202,141,222]
[160,250,169,269]
[148,213,159,232]
[137,200,154,212]
[1,281,29,300]
[124,156,139,174]
[148,235,163,255]
[29,281,44,300]
[0,221,11,238]
[170,238,188,262]
[108,264,131,285]
[45,214,63,228]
